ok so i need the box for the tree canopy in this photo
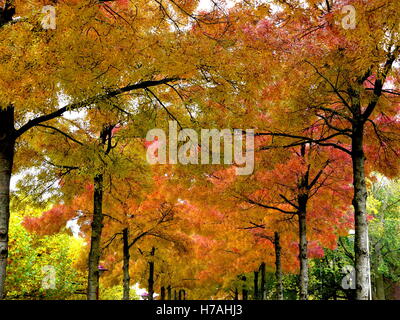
[1,0,400,301]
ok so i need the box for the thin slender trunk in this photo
[274,232,283,300]
[234,288,239,300]
[87,126,113,300]
[242,288,248,300]
[160,286,166,300]
[87,173,104,300]
[374,274,385,300]
[298,202,308,300]
[352,123,370,300]
[148,247,155,300]
[253,271,259,300]
[374,240,385,300]
[260,262,266,300]
[374,211,386,300]
[167,285,171,300]
[242,276,248,300]
[297,146,309,300]
[0,106,15,299]
[174,290,177,300]
[122,228,130,300]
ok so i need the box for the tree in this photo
[177,140,352,299]
[0,0,257,297]
[367,174,400,299]
[225,0,400,299]
[0,0,175,297]
[6,208,84,299]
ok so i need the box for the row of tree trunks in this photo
[237,238,283,301]
[158,286,186,300]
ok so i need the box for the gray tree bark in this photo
[298,197,308,300]
[0,106,15,299]
[352,123,370,300]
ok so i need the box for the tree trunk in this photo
[242,288,248,300]
[87,173,104,300]
[374,210,386,300]
[122,228,130,300]
[167,285,172,300]
[298,204,308,300]
[274,232,284,300]
[352,123,370,300]
[148,247,155,300]
[234,287,239,300]
[253,271,259,300]
[0,106,15,299]
[260,262,266,300]
[374,272,385,300]
[242,275,248,300]
[373,239,385,300]
[160,286,166,300]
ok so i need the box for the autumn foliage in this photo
[1,0,400,301]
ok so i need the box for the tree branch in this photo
[36,124,84,145]
[15,77,180,139]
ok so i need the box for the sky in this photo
[198,0,242,11]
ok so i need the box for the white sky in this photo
[198,0,242,11]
